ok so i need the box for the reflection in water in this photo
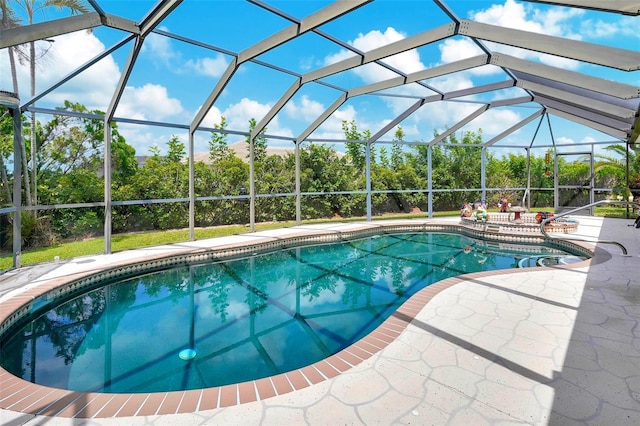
[0,233,572,393]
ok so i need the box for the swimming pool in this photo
[0,231,584,394]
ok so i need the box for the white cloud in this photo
[143,27,229,78]
[219,98,293,138]
[323,27,426,83]
[468,0,584,69]
[323,48,358,66]
[429,72,475,93]
[310,104,358,140]
[580,20,619,38]
[142,29,178,65]
[116,124,165,156]
[472,0,540,34]
[183,56,229,77]
[439,38,482,64]
[580,17,640,39]
[532,4,584,39]
[223,98,271,132]
[0,31,121,111]
[284,95,325,121]
[468,107,522,136]
[0,29,192,155]
[299,55,316,71]
[355,27,426,76]
[200,105,224,129]
[556,136,575,145]
[438,39,497,77]
[116,83,184,121]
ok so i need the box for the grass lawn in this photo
[1,207,633,271]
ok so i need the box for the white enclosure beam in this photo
[484,109,544,147]
[545,107,629,140]
[491,54,640,99]
[368,99,427,143]
[348,76,407,98]
[429,105,490,146]
[302,23,456,83]
[192,1,369,133]
[253,78,302,138]
[139,0,183,36]
[443,80,515,100]
[518,79,637,120]
[460,20,640,71]
[297,93,348,142]
[407,55,491,84]
[104,0,182,253]
[23,36,134,109]
[534,95,633,132]
[190,58,239,133]
[522,0,640,15]
[489,96,534,108]
[347,55,489,98]
[1,13,102,48]
[238,0,372,64]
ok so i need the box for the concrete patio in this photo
[1,215,639,425]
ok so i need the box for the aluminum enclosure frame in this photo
[1,0,639,268]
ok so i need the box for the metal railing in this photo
[540,200,639,255]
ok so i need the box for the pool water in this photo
[0,233,578,393]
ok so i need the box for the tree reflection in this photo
[0,232,569,392]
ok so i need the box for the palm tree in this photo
[1,0,32,205]
[1,1,22,94]
[10,0,89,207]
[592,144,640,198]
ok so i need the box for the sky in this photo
[2,0,638,158]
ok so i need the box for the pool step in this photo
[518,255,585,268]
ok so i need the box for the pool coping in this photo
[0,220,595,419]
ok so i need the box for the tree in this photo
[297,143,358,218]
[0,108,17,204]
[127,139,188,230]
[245,118,267,162]
[1,3,32,206]
[0,1,23,94]
[590,144,640,197]
[208,116,232,163]
[409,130,485,210]
[33,101,137,239]
[166,135,185,163]
[38,101,135,180]
[391,126,404,170]
[10,0,89,206]
[342,119,371,171]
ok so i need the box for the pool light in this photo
[179,348,196,360]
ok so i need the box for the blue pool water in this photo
[0,232,579,393]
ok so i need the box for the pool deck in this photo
[1,215,639,425]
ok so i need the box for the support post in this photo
[427,146,433,218]
[525,147,531,210]
[189,131,195,240]
[249,136,255,232]
[295,140,301,225]
[365,142,371,221]
[103,118,112,254]
[12,106,22,268]
[481,147,486,202]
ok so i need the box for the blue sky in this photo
[2,0,638,158]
